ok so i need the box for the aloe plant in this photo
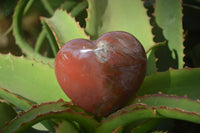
[0,0,200,132]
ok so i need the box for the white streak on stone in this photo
[63,54,68,60]
[80,49,93,53]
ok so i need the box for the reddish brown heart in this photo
[55,31,147,117]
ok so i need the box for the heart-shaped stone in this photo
[55,31,147,117]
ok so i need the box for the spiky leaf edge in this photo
[1,100,99,133]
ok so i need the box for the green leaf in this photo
[0,89,56,133]
[0,87,32,110]
[55,121,79,133]
[41,20,59,57]
[0,54,69,104]
[1,100,99,133]
[42,9,89,48]
[133,94,200,115]
[129,119,164,133]
[155,43,179,72]
[40,0,54,15]
[155,0,184,69]
[13,0,54,66]
[95,104,158,133]
[86,0,156,75]
[40,0,66,13]
[137,68,200,100]
[34,28,47,53]
[12,0,36,55]
[156,109,200,126]
[97,93,200,132]
[70,1,88,17]
[132,94,200,124]
[146,50,156,75]
[0,101,17,130]
[60,1,78,12]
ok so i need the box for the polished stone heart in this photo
[55,31,147,117]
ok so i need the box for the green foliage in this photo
[0,87,32,110]
[96,93,200,132]
[155,0,184,69]
[12,0,55,65]
[1,100,99,133]
[42,9,89,47]
[96,104,159,133]
[0,101,17,130]
[138,68,200,100]
[0,0,199,132]
[0,54,69,104]
[56,121,79,133]
[129,119,164,133]
[132,94,200,114]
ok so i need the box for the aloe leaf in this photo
[61,1,78,12]
[0,101,17,130]
[86,0,156,75]
[132,94,200,124]
[155,0,184,69]
[34,27,47,53]
[0,88,32,110]
[13,0,54,66]
[137,68,200,100]
[1,100,99,133]
[41,20,59,57]
[70,1,88,17]
[42,9,89,48]
[12,0,35,54]
[155,43,179,72]
[0,54,69,104]
[133,94,200,116]
[96,104,158,133]
[55,120,79,133]
[39,2,88,54]
[129,119,164,133]
[157,108,200,124]
[97,93,200,132]
[146,50,156,75]
[0,89,56,133]
[40,0,66,12]
[40,0,54,15]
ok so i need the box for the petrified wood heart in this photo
[55,31,147,117]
